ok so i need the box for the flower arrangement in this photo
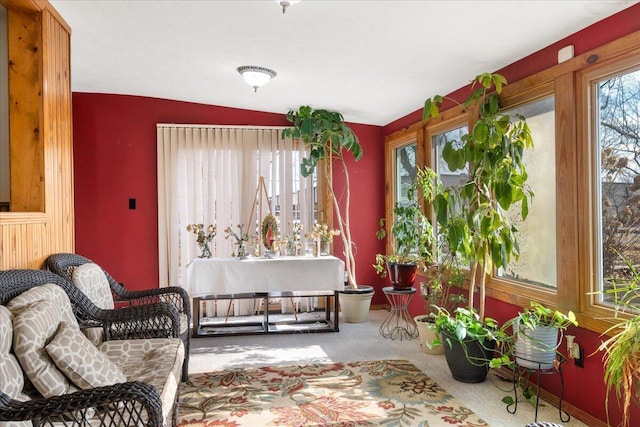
[282,222,303,256]
[305,223,340,255]
[224,224,250,258]
[187,223,216,258]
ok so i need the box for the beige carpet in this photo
[177,359,489,426]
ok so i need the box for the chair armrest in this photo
[0,382,164,426]
[82,301,181,340]
[117,286,191,320]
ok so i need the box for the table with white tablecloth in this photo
[186,256,345,335]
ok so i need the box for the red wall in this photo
[73,4,640,424]
[72,94,387,302]
[385,4,640,426]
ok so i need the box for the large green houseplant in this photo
[595,253,640,427]
[423,72,534,381]
[374,167,441,289]
[424,72,534,320]
[282,106,363,288]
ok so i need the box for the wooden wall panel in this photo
[0,2,73,270]
[8,8,44,212]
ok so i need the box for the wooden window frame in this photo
[383,30,640,334]
[382,127,423,255]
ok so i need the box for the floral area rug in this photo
[178,359,489,426]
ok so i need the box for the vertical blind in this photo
[157,125,315,292]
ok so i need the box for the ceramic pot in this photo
[386,262,417,290]
[441,329,495,383]
[340,285,374,323]
[414,315,444,355]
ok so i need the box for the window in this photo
[498,96,557,290]
[592,66,640,305]
[383,129,422,254]
[432,125,468,190]
[156,125,322,289]
[395,142,417,205]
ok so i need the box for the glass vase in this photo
[320,238,330,256]
[199,243,212,258]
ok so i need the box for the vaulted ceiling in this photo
[51,0,637,125]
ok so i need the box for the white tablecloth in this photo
[186,256,345,316]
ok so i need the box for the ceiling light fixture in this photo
[237,66,277,92]
[277,0,300,14]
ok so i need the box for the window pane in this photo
[432,125,468,261]
[499,96,557,289]
[433,126,468,189]
[596,68,640,303]
[395,142,416,205]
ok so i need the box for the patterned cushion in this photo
[0,306,24,399]
[0,308,34,427]
[71,263,115,310]
[46,323,126,389]
[10,299,77,398]
[6,283,77,326]
[71,263,115,345]
[99,338,184,422]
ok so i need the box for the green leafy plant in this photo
[419,262,467,317]
[374,167,441,276]
[431,307,509,365]
[594,252,640,427]
[424,72,534,320]
[282,107,363,287]
[499,302,577,408]
[513,301,577,331]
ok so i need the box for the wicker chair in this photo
[46,253,191,381]
[0,269,180,427]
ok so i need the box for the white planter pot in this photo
[414,315,444,355]
[340,286,374,323]
[515,323,559,369]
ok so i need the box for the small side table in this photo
[506,355,570,424]
[379,287,418,340]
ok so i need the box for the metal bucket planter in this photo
[514,323,559,369]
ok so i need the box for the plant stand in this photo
[506,354,570,424]
[379,287,418,340]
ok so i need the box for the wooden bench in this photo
[192,290,339,337]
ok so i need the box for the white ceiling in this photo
[50,0,637,126]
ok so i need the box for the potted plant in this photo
[431,306,508,382]
[414,262,466,354]
[282,107,373,323]
[423,72,535,381]
[504,301,577,370]
[374,167,441,289]
[595,253,640,427]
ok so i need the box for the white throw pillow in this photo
[46,322,126,390]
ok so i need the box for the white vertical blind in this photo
[157,125,315,292]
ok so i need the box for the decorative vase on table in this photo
[236,241,249,259]
[200,243,212,259]
[320,238,330,256]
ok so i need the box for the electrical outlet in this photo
[574,346,584,367]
